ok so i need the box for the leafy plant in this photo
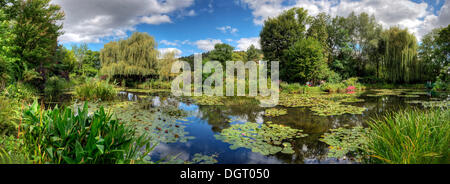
[21,101,154,164]
[1,83,38,103]
[0,136,31,164]
[44,76,69,98]
[264,108,288,117]
[0,96,20,136]
[75,78,117,101]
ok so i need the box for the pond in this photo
[61,89,448,164]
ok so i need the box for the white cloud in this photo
[217,26,239,34]
[195,39,223,51]
[236,37,260,51]
[140,15,172,25]
[52,0,195,43]
[160,40,178,46]
[159,48,182,58]
[240,0,448,40]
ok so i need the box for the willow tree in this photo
[158,51,178,81]
[100,32,158,81]
[381,27,420,83]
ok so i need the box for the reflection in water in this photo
[97,90,446,164]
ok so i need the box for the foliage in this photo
[0,136,30,164]
[1,82,38,103]
[21,102,154,164]
[260,7,309,62]
[246,45,261,61]
[310,101,366,116]
[366,108,449,164]
[264,108,287,117]
[158,51,178,81]
[282,37,329,83]
[209,43,234,63]
[5,0,64,87]
[381,27,421,83]
[138,80,172,90]
[74,78,117,101]
[215,121,307,155]
[100,32,159,80]
[0,96,20,136]
[44,76,69,98]
[320,126,369,161]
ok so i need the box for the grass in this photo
[75,78,117,101]
[321,108,450,164]
[366,108,449,164]
[0,96,20,136]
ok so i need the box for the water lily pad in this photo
[264,108,288,117]
[310,102,366,116]
[215,121,307,155]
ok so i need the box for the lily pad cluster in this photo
[310,102,366,116]
[320,126,369,161]
[192,96,225,105]
[264,108,288,117]
[72,100,194,144]
[406,100,449,108]
[215,121,307,155]
[339,97,365,103]
[279,94,329,107]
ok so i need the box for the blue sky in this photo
[54,0,449,57]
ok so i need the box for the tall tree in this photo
[307,12,330,56]
[246,44,260,62]
[282,37,329,84]
[260,7,309,62]
[381,27,420,83]
[209,43,234,63]
[100,32,158,81]
[7,0,64,85]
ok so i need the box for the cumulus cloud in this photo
[236,37,260,51]
[195,39,223,51]
[52,0,195,43]
[239,0,449,40]
[217,26,239,34]
[160,40,178,46]
[159,48,182,58]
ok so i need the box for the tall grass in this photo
[75,78,117,101]
[367,108,449,164]
[0,96,19,136]
[21,102,154,164]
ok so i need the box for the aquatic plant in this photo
[279,94,329,107]
[320,126,370,161]
[21,102,154,164]
[264,108,288,117]
[366,108,449,164]
[72,100,194,144]
[215,121,307,155]
[192,96,225,106]
[339,97,365,103]
[75,78,117,101]
[310,102,366,116]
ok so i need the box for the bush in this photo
[0,96,19,136]
[44,76,70,98]
[1,83,38,103]
[0,136,30,164]
[21,102,154,164]
[75,78,117,101]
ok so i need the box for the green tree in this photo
[246,44,260,62]
[381,27,420,83]
[100,32,159,81]
[209,43,234,63]
[6,0,64,86]
[0,8,18,89]
[158,51,178,81]
[282,37,329,84]
[260,7,309,62]
[307,12,330,55]
[232,51,248,62]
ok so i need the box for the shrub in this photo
[0,136,30,164]
[75,78,117,101]
[0,96,19,136]
[21,102,154,164]
[1,83,38,103]
[44,76,70,98]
